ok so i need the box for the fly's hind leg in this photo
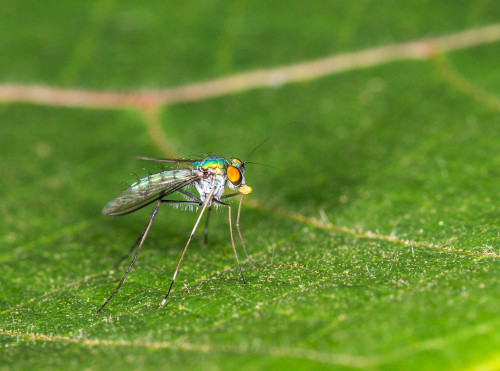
[111,232,144,271]
[98,197,203,314]
[98,200,162,314]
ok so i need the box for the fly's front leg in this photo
[220,193,255,267]
[236,194,255,267]
[215,199,246,284]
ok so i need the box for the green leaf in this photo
[1,2,500,370]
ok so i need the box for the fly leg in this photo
[108,206,204,269]
[177,189,202,203]
[236,194,255,267]
[214,199,246,284]
[177,188,211,248]
[111,232,145,271]
[97,200,162,314]
[111,196,204,270]
[97,198,202,313]
[160,187,216,307]
[220,193,255,267]
[202,206,212,248]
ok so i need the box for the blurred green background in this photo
[1,1,500,370]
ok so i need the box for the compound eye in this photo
[227,165,242,185]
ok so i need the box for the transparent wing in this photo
[103,169,202,216]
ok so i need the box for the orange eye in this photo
[227,166,242,185]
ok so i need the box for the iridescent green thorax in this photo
[193,157,230,174]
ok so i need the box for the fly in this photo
[97,156,254,313]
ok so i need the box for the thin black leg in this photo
[177,189,202,203]
[97,200,162,314]
[111,232,144,270]
[110,197,201,270]
[161,200,201,207]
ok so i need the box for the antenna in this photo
[243,121,299,164]
[243,136,271,164]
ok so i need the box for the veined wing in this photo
[103,169,202,216]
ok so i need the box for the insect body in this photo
[97,156,253,313]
